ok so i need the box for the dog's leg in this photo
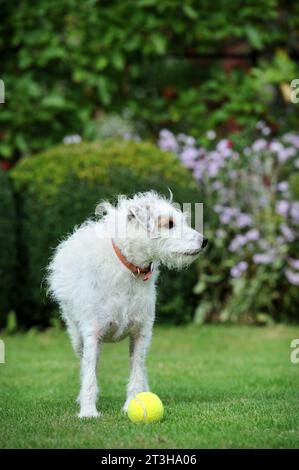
[66,319,83,358]
[78,334,101,418]
[123,329,151,412]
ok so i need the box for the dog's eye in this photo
[168,219,174,229]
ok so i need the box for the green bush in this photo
[11,140,199,327]
[1,1,299,158]
[0,169,16,327]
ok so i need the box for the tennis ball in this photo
[127,392,164,423]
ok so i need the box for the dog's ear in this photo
[95,201,113,217]
[128,203,154,231]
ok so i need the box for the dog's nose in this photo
[202,237,208,248]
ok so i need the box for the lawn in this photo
[0,324,299,449]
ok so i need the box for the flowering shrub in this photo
[158,125,299,324]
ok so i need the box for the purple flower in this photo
[207,161,221,177]
[277,147,296,162]
[220,207,238,225]
[177,133,196,146]
[280,224,295,242]
[206,130,216,140]
[159,129,178,153]
[282,133,299,148]
[192,164,203,181]
[262,126,271,136]
[236,213,252,228]
[269,141,283,154]
[285,269,299,285]
[230,261,248,278]
[289,259,299,270]
[211,181,223,190]
[63,134,82,144]
[213,204,223,214]
[290,202,299,224]
[230,266,240,278]
[252,139,267,152]
[253,253,275,264]
[277,181,289,192]
[245,229,260,241]
[239,261,248,271]
[229,235,246,252]
[180,147,199,169]
[185,136,196,146]
[276,200,290,217]
[216,229,226,238]
[256,120,266,130]
[216,139,232,158]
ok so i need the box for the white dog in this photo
[47,191,207,418]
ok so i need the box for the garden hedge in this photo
[0,169,16,327]
[12,140,199,327]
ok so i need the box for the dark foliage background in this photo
[1,0,299,159]
[0,169,16,327]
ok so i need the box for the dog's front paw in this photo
[78,408,101,419]
[123,395,138,413]
[122,399,131,414]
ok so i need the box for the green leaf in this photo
[138,0,157,6]
[6,311,17,333]
[203,274,223,283]
[41,94,66,108]
[194,301,211,325]
[97,76,111,105]
[256,313,275,325]
[151,33,167,55]
[15,134,28,152]
[245,26,263,49]
[289,173,299,200]
[193,280,206,294]
[111,52,125,70]
[95,56,108,71]
[183,4,198,20]
[0,143,12,157]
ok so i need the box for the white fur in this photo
[47,191,206,418]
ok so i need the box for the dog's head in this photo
[102,191,208,270]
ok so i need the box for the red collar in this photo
[111,239,153,281]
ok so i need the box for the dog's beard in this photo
[161,251,200,270]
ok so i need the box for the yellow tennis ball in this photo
[127,392,164,423]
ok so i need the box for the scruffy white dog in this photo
[47,191,207,418]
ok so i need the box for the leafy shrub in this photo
[0,169,16,327]
[1,1,299,158]
[11,139,199,327]
[158,126,299,324]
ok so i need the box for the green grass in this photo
[1,325,299,448]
